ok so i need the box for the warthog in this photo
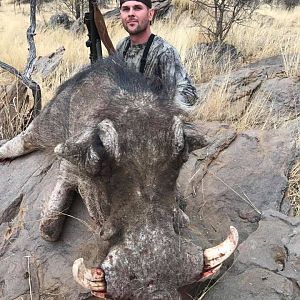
[0,57,238,299]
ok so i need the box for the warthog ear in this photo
[97,119,120,163]
[54,119,120,174]
[172,116,185,157]
[182,122,208,152]
[54,128,105,174]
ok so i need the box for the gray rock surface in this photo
[196,58,300,133]
[204,210,300,300]
[32,47,65,81]
[178,122,297,245]
[0,153,104,299]
[0,121,298,299]
[49,13,71,29]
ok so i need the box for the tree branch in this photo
[24,0,38,78]
[1,0,41,118]
[193,0,258,43]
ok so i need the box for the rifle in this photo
[84,1,102,64]
[84,1,115,64]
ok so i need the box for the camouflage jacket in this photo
[116,35,198,106]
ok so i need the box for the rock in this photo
[152,0,172,19]
[0,122,298,299]
[70,18,85,36]
[177,122,298,244]
[49,13,71,29]
[0,152,107,299]
[247,54,284,67]
[205,210,300,300]
[186,42,243,65]
[196,59,300,132]
[206,267,296,300]
[152,0,171,12]
[32,47,65,80]
[254,12,276,28]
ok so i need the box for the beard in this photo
[123,19,149,35]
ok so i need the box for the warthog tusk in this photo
[203,226,239,269]
[73,258,107,298]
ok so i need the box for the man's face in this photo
[120,1,154,35]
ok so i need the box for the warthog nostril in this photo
[129,274,137,281]
[147,279,154,287]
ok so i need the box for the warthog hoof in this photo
[39,215,65,241]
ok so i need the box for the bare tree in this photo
[57,0,111,19]
[193,0,259,43]
[0,0,41,117]
[282,0,300,10]
[52,0,84,19]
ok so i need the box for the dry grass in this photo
[287,159,300,216]
[184,45,238,83]
[0,1,89,105]
[1,2,299,96]
[0,76,34,139]
[172,0,198,12]
[190,80,276,131]
[228,6,300,60]
[191,77,234,122]
[281,38,300,77]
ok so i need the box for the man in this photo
[93,0,198,106]
[116,0,198,107]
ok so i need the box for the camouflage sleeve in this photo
[159,47,198,106]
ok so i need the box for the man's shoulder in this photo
[152,36,175,50]
[152,36,180,57]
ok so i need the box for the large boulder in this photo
[49,13,71,29]
[0,120,298,299]
[204,210,300,300]
[0,153,104,299]
[196,55,300,133]
[177,122,297,246]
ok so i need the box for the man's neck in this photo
[130,28,152,45]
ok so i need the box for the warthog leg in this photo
[0,123,39,160]
[40,160,76,241]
